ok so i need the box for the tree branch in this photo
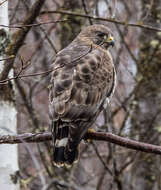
[0,19,68,29]
[41,10,161,32]
[1,131,161,155]
[0,0,7,6]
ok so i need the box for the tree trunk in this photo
[0,0,19,189]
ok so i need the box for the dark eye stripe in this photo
[97,33,105,37]
[97,32,108,38]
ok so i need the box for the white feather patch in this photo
[74,69,77,76]
[103,97,109,109]
[55,138,68,147]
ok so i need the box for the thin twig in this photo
[39,26,58,54]
[0,45,93,84]
[41,10,161,32]
[91,142,112,175]
[0,19,69,29]
[0,69,53,84]
[0,0,7,6]
[81,0,93,25]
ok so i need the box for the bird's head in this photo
[79,24,115,49]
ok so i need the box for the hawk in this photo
[49,24,116,167]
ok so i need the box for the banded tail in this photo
[51,120,79,167]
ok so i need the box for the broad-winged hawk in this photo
[49,24,116,167]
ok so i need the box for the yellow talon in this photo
[84,129,96,143]
[88,129,96,133]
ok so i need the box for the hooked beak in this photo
[108,36,115,47]
[104,35,115,47]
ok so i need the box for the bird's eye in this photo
[97,33,108,39]
[97,33,105,38]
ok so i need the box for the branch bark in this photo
[1,131,161,155]
[41,10,161,32]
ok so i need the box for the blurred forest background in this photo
[0,0,161,190]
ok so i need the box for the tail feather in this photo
[64,146,79,165]
[51,120,79,167]
[53,147,66,163]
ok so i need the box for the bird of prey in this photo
[49,24,116,167]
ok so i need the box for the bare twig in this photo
[41,10,161,32]
[1,131,161,155]
[15,56,31,79]
[142,0,154,21]
[0,0,7,6]
[0,44,93,84]
[0,19,69,29]
[96,169,106,190]
[39,25,58,54]
[115,25,138,63]
[91,142,112,175]
[0,68,53,84]
[81,0,93,25]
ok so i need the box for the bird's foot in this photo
[84,129,96,143]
